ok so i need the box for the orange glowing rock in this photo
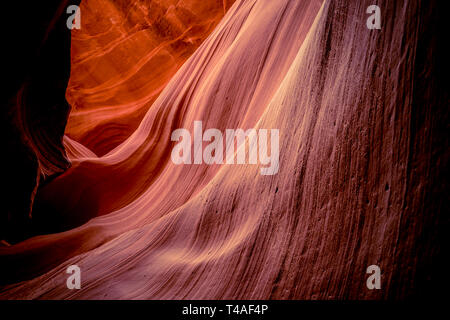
[65,0,236,156]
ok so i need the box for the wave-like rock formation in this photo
[66,0,236,155]
[32,0,321,233]
[0,0,447,299]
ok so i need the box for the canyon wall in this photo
[0,0,447,299]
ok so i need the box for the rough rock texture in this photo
[0,0,447,300]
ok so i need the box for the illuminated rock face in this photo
[0,0,447,300]
[65,0,236,156]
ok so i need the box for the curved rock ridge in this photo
[65,0,236,156]
[1,0,323,289]
[31,0,321,233]
[0,0,446,300]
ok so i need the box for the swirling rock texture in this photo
[65,0,237,156]
[0,0,447,300]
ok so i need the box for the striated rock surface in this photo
[31,0,321,233]
[65,0,236,156]
[0,0,447,300]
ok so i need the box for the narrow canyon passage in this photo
[0,0,446,300]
